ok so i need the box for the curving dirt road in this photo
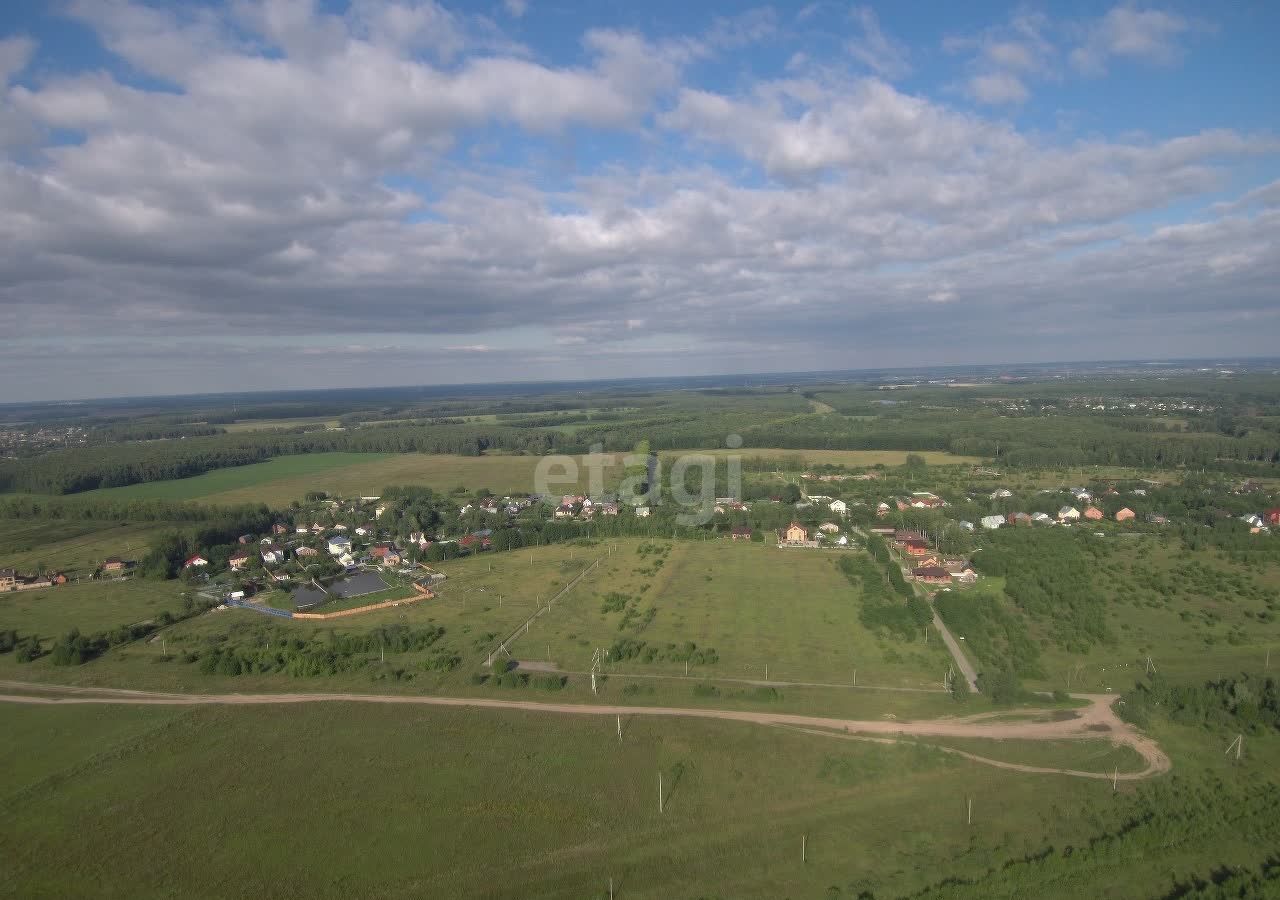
[0,680,1169,780]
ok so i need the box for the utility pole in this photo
[659,772,663,814]
[802,834,806,864]
[967,797,972,826]
[617,715,623,743]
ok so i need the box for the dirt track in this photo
[0,681,1169,780]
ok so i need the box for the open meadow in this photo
[1,700,1275,900]
[0,519,170,576]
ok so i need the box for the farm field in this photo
[524,539,953,688]
[0,701,1274,900]
[221,416,342,432]
[0,519,169,576]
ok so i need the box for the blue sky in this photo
[0,1,1277,400]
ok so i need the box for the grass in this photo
[79,452,389,502]
[222,417,341,432]
[913,735,1149,774]
[659,448,983,467]
[0,578,193,638]
[515,539,953,688]
[0,520,170,576]
[0,701,1274,899]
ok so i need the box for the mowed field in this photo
[77,452,629,506]
[522,540,953,688]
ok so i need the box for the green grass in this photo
[523,539,953,688]
[914,735,1149,774]
[0,702,1275,899]
[0,578,193,638]
[0,519,170,576]
[79,452,389,502]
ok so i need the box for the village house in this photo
[228,550,251,571]
[1083,506,1104,521]
[731,526,752,541]
[272,523,289,535]
[634,506,650,517]
[1265,508,1280,526]
[296,545,320,558]
[327,535,352,556]
[261,546,284,565]
[818,522,840,533]
[369,543,403,565]
[944,559,978,583]
[876,501,891,517]
[458,534,491,553]
[980,515,1005,530]
[102,557,129,573]
[1058,506,1081,521]
[1148,513,1168,525]
[0,568,16,591]
[909,492,946,509]
[1115,508,1136,522]
[912,565,952,585]
[990,488,1013,500]
[237,534,255,545]
[781,522,810,544]
[958,520,975,531]
[355,524,374,537]
[1008,512,1033,526]
[1031,512,1054,525]
[869,525,896,536]
[554,504,575,518]
[829,499,847,515]
[183,554,209,570]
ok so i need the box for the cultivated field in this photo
[659,448,983,468]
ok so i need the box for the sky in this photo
[0,0,1278,401]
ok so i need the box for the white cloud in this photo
[846,7,910,80]
[1070,5,1192,75]
[967,71,1029,105]
[0,0,1275,399]
[503,0,527,18]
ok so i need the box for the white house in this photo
[818,522,840,533]
[327,535,352,555]
[1058,506,1081,521]
[979,515,1005,530]
[829,499,848,515]
[374,505,387,518]
[634,506,651,517]
[990,489,1013,499]
[958,520,975,531]
[184,554,209,569]
[261,548,283,565]
[1071,489,1092,502]
[1031,512,1054,524]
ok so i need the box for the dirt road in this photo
[0,680,1169,779]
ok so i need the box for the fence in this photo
[225,598,293,619]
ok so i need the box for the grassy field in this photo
[79,452,390,502]
[92,452,626,506]
[1012,541,1280,694]
[660,448,983,467]
[1,701,1275,899]
[0,520,170,576]
[222,417,342,432]
[512,539,953,688]
[0,578,194,637]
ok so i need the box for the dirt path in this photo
[0,681,1169,779]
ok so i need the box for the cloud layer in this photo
[0,0,1276,399]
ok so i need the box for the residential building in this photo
[1115,508,1136,522]
[0,568,16,591]
[782,522,809,544]
[184,554,209,569]
[1058,506,1081,521]
[1083,506,1104,521]
[228,550,251,571]
[912,566,952,584]
[829,499,847,515]
[818,522,840,533]
[102,557,128,573]
[731,526,752,541]
[980,515,1005,530]
[327,535,352,556]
